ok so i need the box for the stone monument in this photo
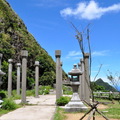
[65,64,87,112]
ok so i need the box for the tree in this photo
[40,71,55,86]
[91,82,105,91]
[107,70,120,103]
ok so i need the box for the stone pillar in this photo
[83,53,90,103]
[35,61,39,98]
[21,50,28,103]
[78,63,81,97]
[55,50,62,100]
[60,62,63,95]
[8,59,13,98]
[80,59,85,101]
[16,63,21,95]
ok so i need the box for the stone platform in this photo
[65,93,87,112]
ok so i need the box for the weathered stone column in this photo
[80,59,85,101]
[55,50,62,100]
[78,63,81,97]
[60,62,63,95]
[83,53,91,103]
[16,63,21,95]
[8,59,13,98]
[21,50,28,103]
[35,61,39,98]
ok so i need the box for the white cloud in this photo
[66,50,108,59]
[92,50,109,56]
[35,0,69,7]
[68,51,81,56]
[66,51,82,59]
[60,0,120,20]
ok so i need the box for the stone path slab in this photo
[0,95,56,120]
[0,106,55,120]
[15,95,56,105]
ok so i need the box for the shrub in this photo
[0,91,7,99]
[26,89,35,96]
[56,96,71,106]
[40,72,55,86]
[109,93,113,101]
[12,95,21,100]
[2,98,19,110]
[39,86,52,95]
[63,85,73,95]
[12,90,17,96]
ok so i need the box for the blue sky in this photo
[6,0,120,85]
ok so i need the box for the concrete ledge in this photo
[65,107,87,112]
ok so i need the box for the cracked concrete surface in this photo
[0,95,56,120]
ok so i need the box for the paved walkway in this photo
[0,95,56,120]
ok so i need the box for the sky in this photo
[6,0,120,85]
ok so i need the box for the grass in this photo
[100,101,120,119]
[0,85,52,99]
[94,98,120,119]
[0,89,33,116]
[0,109,10,116]
[53,107,66,120]
[0,98,21,116]
[95,98,113,102]
[54,98,120,120]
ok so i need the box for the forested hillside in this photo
[95,78,117,92]
[0,0,67,89]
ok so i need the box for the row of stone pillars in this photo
[55,50,91,104]
[7,51,28,103]
[1,50,40,103]
[1,49,90,104]
[1,50,63,103]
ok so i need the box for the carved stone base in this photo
[65,93,87,112]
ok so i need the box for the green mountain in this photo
[95,78,117,92]
[0,0,67,89]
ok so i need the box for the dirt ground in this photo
[64,104,119,120]
[64,113,119,120]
